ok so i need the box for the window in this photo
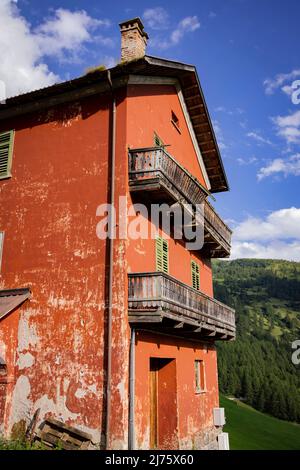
[195,360,206,393]
[0,232,4,272]
[154,132,164,147]
[0,130,14,179]
[171,111,181,133]
[191,260,200,290]
[156,236,169,273]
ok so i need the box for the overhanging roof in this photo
[0,56,229,193]
[0,288,31,321]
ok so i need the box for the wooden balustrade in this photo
[128,272,235,340]
[128,147,232,257]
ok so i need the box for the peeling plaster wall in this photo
[0,93,118,443]
[0,81,220,450]
[108,89,130,450]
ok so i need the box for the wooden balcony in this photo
[204,201,232,258]
[128,272,235,341]
[129,147,208,205]
[128,147,232,257]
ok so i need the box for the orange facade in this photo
[0,73,232,449]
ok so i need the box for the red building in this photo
[0,18,235,450]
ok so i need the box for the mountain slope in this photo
[213,259,300,423]
[220,395,300,450]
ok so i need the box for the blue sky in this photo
[1,0,300,260]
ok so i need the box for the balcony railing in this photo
[128,272,235,340]
[128,147,232,257]
[128,147,208,206]
[204,201,232,257]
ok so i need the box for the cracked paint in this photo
[16,353,35,370]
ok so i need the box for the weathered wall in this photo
[0,80,218,450]
[134,331,219,450]
[107,88,131,449]
[0,93,114,443]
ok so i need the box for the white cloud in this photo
[148,12,200,49]
[247,131,272,146]
[231,207,300,261]
[240,120,248,129]
[272,110,300,145]
[281,84,294,96]
[274,110,300,128]
[214,106,244,116]
[257,154,300,180]
[170,16,200,45]
[263,69,300,95]
[0,1,111,98]
[234,208,300,241]
[0,0,57,97]
[237,156,258,166]
[231,240,300,261]
[209,12,217,19]
[212,119,227,150]
[215,106,226,112]
[36,9,110,60]
[143,7,169,30]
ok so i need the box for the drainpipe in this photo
[105,70,116,449]
[129,328,136,450]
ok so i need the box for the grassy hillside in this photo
[221,395,300,450]
[213,259,300,423]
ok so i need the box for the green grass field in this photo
[220,395,300,450]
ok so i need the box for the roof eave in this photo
[0,55,229,192]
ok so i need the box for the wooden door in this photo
[150,358,178,449]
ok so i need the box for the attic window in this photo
[195,360,206,393]
[171,111,181,133]
[0,130,14,180]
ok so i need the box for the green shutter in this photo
[156,236,169,273]
[191,260,200,290]
[0,130,14,179]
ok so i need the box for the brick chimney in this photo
[119,17,148,63]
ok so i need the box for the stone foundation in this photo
[193,426,223,450]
